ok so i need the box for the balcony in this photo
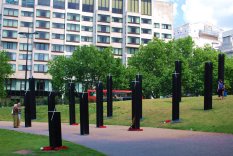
[199,30,219,38]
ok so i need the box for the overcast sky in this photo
[169,0,233,30]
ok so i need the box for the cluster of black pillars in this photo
[79,93,89,135]
[204,62,213,110]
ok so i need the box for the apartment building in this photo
[174,22,223,49]
[0,0,173,92]
[220,29,233,57]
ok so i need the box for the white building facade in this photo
[220,29,233,57]
[0,0,173,92]
[174,22,223,49]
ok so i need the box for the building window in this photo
[81,36,93,42]
[128,0,139,13]
[7,52,17,61]
[112,37,122,43]
[3,19,18,27]
[97,25,110,33]
[97,35,110,43]
[36,20,50,29]
[68,0,79,9]
[10,64,16,72]
[67,13,80,21]
[52,44,64,52]
[34,53,49,61]
[52,33,65,40]
[141,28,151,34]
[53,12,65,18]
[141,0,152,15]
[19,43,32,51]
[112,17,122,23]
[98,14,110,23]
[36,80,45,90]
[19,54,32,60]
[128,16,140,24]
[20,21,33,28]
[161,33,172,39]
[66,34,80,42]
[35,43,49,51]
[112,27,122,33]
[128,36,140,45]
[22,0,34,8]
[36,9,50,18]
[34,64,48,73]
[53,0,65,9]
[128,26,140,34]
[141,38,150,44]
[127,47,138,54]
[2,42,17,50]
[112,48,122,55]
[112,0,123,14]
[18,65,32,71]
[52,23,65,29]
[162,24,172,30]
[35,31,50,40]
[154,23,160,28]
[3,8,18,17]
[82,0,94,13]
[67,23,80,32]
[141,18,152,24]
[6,0,18,5]
[82,16,93,22]
[21,11,34,17]
[154,32,160,38]
[81,26,93,32]
[2,30,17,38]
[66,45,76,52]
[98,0,109,11]
[38,0,50,6]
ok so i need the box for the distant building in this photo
[174,22,223,49]
[220,29,233,57]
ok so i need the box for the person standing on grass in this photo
[12,104,19,128]
[17,102,21,126]
[217,79,225,100]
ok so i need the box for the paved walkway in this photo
[0,121,233,156]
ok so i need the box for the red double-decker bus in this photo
[87,89,132,102]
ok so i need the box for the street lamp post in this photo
[18,29,38,91]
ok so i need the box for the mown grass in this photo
[1,95,233,134]
[0,129,105,156]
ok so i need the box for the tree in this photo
[0,51,13,97]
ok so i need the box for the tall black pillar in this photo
[80,92,89,135]
[107,75,113,117]
[175,61,182,102]
[136,74,143,119]
[218,54,225,82]
[48,91,56,112]
[172,73,180,121]
[130,81,140,129]
[204,62,213,110]
[24,91,31,127]
[29,77,36,119]
[48,111,62,148]
[68,82,76,125]
[96,81,104,127]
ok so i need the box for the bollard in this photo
[172,73,180,121]
[218,54,225,82]
[29,77,36,119]
[68,82,76,125]
[79,92,89,135]
[136,74,143,119]
[107,75,113,117]
[204,62,213,110]
[175,61,182,102]
[24,91,31,127]
[96,81,105,128]
[48,111,62,148]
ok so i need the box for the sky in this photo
[167,0,233,30]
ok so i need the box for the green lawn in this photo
[1,95,233,134]
[0,129,105,156]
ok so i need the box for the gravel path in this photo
[0,121,233,156]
